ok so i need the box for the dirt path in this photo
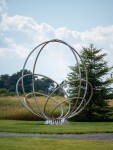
[0,132,113,141]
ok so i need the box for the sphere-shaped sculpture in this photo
[16,39,93,125]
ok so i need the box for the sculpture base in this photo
[44,119,69,125]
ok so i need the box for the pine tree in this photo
[67,44,113,121]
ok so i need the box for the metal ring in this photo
[16,39,93,123]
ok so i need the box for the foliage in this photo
[67,44,113,121]
[34,77,56,95]
[0,69,32,95]
[0,69,64,96]
[0,88,15,96]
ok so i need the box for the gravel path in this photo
[0,132,113,141]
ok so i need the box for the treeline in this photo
[0,69,64,96]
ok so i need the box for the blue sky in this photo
[0,0,113,83]
[5,0,113,31]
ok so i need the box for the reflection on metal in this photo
[16,39,93,125]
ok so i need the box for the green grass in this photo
[0,120,113,134]
[0,137,113,150]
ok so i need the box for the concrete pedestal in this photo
[44,119,69,125]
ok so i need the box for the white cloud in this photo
[1,13,113,54]
[0,13,37,32]
[80,25,113,43]
[0,37,30,58]
[0,10,113,81]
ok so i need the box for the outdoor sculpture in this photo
[16,39,93,125]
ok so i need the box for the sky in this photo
[0,0,113,83]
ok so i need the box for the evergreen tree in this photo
[68,44,113,121]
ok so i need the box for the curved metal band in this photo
[49,79,93,119]
[16,73,68,119]
[16,39,93,122]
[32,40,81,118]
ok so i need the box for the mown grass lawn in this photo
[0,120,113,134]
[0,137,113,150]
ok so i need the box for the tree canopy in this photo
[0,69,64,96]
[67,44,113,121]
